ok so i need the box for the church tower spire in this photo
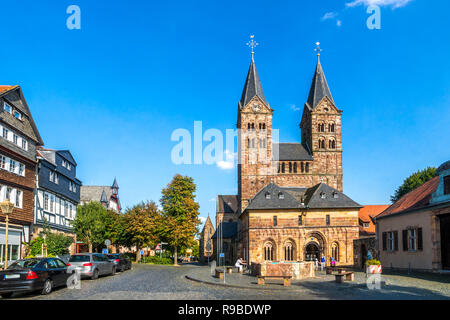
[239,58,268,109]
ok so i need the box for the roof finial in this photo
[315,42,322,60]
[247,35,259,60]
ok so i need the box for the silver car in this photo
[67,253,116,280]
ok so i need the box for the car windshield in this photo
[107,254,119,259]
[69,255,91,262]
[7,259,41,270]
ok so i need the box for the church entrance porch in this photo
[305,242,320,261]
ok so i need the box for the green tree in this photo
[391,167,437,203]
[72,202,109,252]
[123,201,161,262]
[160,175,201,266]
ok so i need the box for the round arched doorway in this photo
[305,242,320,261]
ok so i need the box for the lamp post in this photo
[0,199,15,270]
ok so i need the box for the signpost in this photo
[102,248,108,254]
[157,242,168,259]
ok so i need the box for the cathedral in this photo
[204,45,361,267]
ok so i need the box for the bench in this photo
[335,272,354,283]
[215,269,224,280]
[257,276,292,287]
[226,267,234,274]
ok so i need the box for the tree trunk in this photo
[174,246,178,266]
[88,242,93,253]
[136,244,141,263]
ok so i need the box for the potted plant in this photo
[365,259,382,276]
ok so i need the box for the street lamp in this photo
[0,199,15,270]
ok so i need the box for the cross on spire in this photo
[315,42,322,58]
[246,35,259,59]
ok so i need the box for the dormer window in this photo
[444,176,450,195]
[3,103,11,113]
[278,192,284,200]
[265,192,271,200]
[333,192,339,199]
[320,192,326,199]
[13,110,22,120]
[363,223,370,229]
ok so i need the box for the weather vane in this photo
[315,42,322,57]
[246,35,259,58]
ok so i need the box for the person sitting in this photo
[235,257,244,273]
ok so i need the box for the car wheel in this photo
[1,292,13,299]
[91,269,99,280]
[41,279,53,295]
[111,266,116,276]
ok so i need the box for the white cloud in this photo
[199,216,207,224]
[321,12,338,21]
[345,0,413,8]
[336,20,342,27]
[209,198,215,202]
[217,150,236,170]
[290,104,300,111]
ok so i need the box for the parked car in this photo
[67,253,116,280]
[0,257,72,298]
[106,254,132,272]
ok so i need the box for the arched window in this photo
[332,242,339,262]
[319,139,325,149]
[264,242,274,261]
[293,162,298,173]
[284,241,294,261]
[263,123,266,130]
[259,123,262,130]
[301,162,304,173]
[281,163,285,173]
[251,123,255,130]
[247,138,250,148]
[329,123,335,132]
[305,162,310,173]
[329,139,336,149]
[247,123,251,130]
[318,123,325,132]
[277,162,281,173]
[289,162,292,173]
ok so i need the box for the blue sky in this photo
[1,0,449,229]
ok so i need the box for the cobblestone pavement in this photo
[9,264,450,300]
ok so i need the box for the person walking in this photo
[314,258,319,270]
[320,255,325,271]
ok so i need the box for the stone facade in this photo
[199,216,214,263]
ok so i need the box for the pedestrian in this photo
[235,257,244,273]
[314,258,319,270]
[320,255,325,271]
[331,257,336,268]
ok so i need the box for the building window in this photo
[278,192,284,200]
[13,134,18,145]
[15,190,22,208]
[264,242,274,261]
[9,159,16,174]
[305,163,310,173]
[289,162,292,173]
[444,176,450,195]
[329,123,335,132]
[329,139,336,149]
[0,156,6,170]
[293,162,298,173]
[277,163,281,173]
[64,202,68,217]
[3,103,12,113]
[331,242,339,262]
[363,223,370,229]
[408,229,417,251]
[13,110,22,120]
[385,231,398,252]
[281,163,285,173]
[319,139,325,149]
[2,128,8,139]
[298,215,303,226]
[265,192,271,200]
[44,194,49,211]
[18,164,25,176]
[284,241,294,261]
[273,216,277,226]
[326,215,330,226]
[49,172,54,182]
[21,139,27,150]
[318,123,325,132]
[301,162,304,173]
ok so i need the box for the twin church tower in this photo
[236,42,343,214]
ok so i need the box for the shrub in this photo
[365,259,381,266]
[141,256,173,265]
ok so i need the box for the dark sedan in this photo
[106,254,132,272]
[0,258,73,298]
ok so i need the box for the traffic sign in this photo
[140,250,144,255]
[219,253,224,258]
[105,239,111,246]
[155,244,161,251]
[102,248,108,254]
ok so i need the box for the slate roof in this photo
[273,143,313,161]
[211,221,238,239]
[217,195,239,214]
[80,186,114,203]
[239,59,268,109]
[376,176,440,220]
[306,59,334,109]
[245,182,361,212]
[437,161,450,175]
[0,86,43,145]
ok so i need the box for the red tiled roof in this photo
[376,176,440,219]
[0,85,18,94]
[359,205,390,234]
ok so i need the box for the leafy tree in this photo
[45,233,74,256]
[160,175,201,265]
[123,201,161,262]
[72,202,109,252]
[391,167,437,203]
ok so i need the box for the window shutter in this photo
[402,230,408,251]
[418,228,423,251]
[382,232,387,251]
[394,231,399,251]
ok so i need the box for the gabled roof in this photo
[245,182,361,212]
[0,85,44,145]
[306,59,334,109]
[112,178,119,189]
[202,216,214,233]
[376,176,440,220]
[239,59,268,109]
[57,150,77,166]
[100,190,108,203]
[217,195,239,214]
[273,143,313,161]
[358,205,390,235]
